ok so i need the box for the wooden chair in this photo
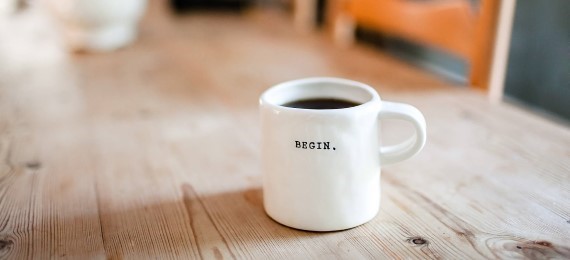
[327,0,502,92]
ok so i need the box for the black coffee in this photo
[282,98,360,109]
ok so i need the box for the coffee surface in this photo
[282,98,360,109]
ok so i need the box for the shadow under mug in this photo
[259,77,426,231]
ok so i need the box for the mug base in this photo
[264,208,379,232]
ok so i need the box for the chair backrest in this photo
[338,0,500,90]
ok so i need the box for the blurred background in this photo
[0,0,568,122]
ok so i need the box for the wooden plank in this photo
[293,0,317,33]
[0,8,107,259]
[489,0,517,102]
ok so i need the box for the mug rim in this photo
[260,77,381,113]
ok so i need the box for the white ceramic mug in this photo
[259,77,426,231]
[46,0,148,52]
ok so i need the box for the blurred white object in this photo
[46,0,147,52]
[0,0,19,14]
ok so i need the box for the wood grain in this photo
[0,1,569,259]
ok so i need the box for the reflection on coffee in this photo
[282,98,360,109]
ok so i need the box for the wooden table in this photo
[1,2,569,259]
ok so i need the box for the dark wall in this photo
[504,0,570,121]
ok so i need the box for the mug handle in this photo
[378,101,427,165]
